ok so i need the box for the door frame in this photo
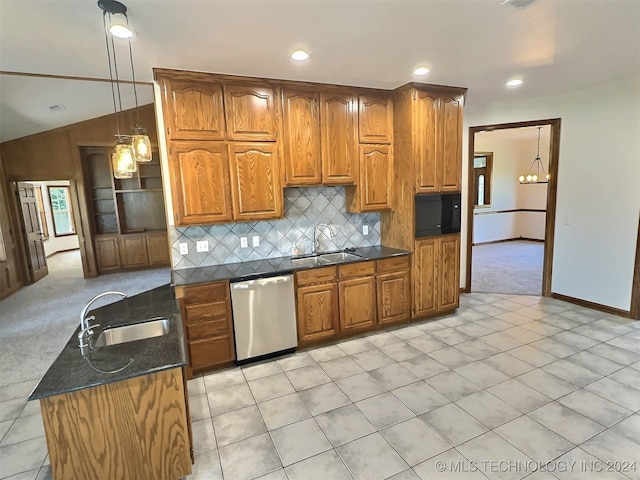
[465,118,561,297]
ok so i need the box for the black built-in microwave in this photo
[415,192,461,238]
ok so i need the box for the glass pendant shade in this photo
[112,138,137,178]
[131,125,152,162]
[109,13,133,38]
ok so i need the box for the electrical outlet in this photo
[240,237,248,248]
[196,240,209,253]
[362,225,369,235]
[252,235,260,247]
[179,243,188,255]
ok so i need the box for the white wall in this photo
[473,130,548,243]
[462,73,640,311]
[32,181,79,256]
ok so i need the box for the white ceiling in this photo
[1,0,639,142]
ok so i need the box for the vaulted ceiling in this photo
[1,0,638,142]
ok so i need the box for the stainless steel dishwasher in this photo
[230,274,297,363]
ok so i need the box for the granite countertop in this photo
[171,245,411,287]
[29,284,186,401]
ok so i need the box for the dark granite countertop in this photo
[171,245,411,287]
[29,284,186,401]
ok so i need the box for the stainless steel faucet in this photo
[313,223,336,254]
[78,291,127,355]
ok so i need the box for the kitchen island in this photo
[29,284,192,480]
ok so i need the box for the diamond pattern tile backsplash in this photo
[170,186,381,270]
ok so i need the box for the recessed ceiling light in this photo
[413,66,430,76]
[291,50,310,61]
[506,78,523,88]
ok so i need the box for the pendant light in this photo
[518,127,550,184]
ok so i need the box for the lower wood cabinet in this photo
[413,234,460,319]
[377,271,410,326]
[296,283,340,344]
[177,281,235,378]
[95,231,170,273]
[339,261,377,334]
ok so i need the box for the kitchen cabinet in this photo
[346,144,393,212]
[338,261,377,334]
[376,256,410,326]
[168,141,233,226]
[224,84,278,141]
[413,234,460,319]
[160,76,226,141]
[296,267,340,345]
[95,232,171,273]
[358,94,393,144]
[40,367,192,479]
[282,87,322,185]
[320,91,358,184]
[119,234,148,269]
[414,89,464,193]
[95,234,121,272]
[146,230,171,266]
[178,281,235,378]
[229,142,283,221]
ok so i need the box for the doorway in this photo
[465,118,561,296]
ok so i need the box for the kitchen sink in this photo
[290,251,361,267]
[93,317,170,347]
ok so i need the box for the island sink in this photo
[93,317,170,347]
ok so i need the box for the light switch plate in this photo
[178,243,188,255]
[196,240,209,253]
[252,235,260,247]
[240,237,248,248]
[363,225,369,235]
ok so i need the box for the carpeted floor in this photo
[471,240,543,295]
[0,250,171,387]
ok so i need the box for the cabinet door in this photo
[358,94,393,144]
[377,270,410,326]
[296,283,339,344]
[414,91,439,193]
[439,95,463,191]
[95,235,121,272]
[169,142,233,226]
[413,238,438,318]
[282,88,322,185]
[146,231,170,266]
[224,85,277,141]
[339,276,377,334]
[320,92,358,184]
[119,234,148,268]
[438,235,460,311]
[357,145,392,211]
[229,143,283,221]
[162,78,226,140]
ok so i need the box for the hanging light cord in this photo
[102,11,120,136]
[109,25,125,126]
[525,127,546,178]
[126,14,139,109]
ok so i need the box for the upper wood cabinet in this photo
[414,90,464,193]
[229,143,283,221]
[358,94,393,144]
[169,141,233,226]
[282,87,322,186]
[320,92,358,184]
[224,85,278,141]
[346,145,393,213]
[161,77,226,141]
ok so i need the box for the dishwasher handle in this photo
[231,275,293,290]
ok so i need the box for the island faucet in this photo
[312,223,336,254]
[78,291,127,355]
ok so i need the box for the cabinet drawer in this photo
[186,318,230,340]
[189,337,234,370]
[296,266,338,286]
[183,282,229,305]
[184,301,228,323]
[339,261,375,280]
[376,256,410,273]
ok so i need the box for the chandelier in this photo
[98,0,152,179]
[518,127,549,184]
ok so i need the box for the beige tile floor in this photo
[1,293,639,480]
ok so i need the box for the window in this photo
[473,152,493,207]
[48,186,76,236]
[34,186,49,239]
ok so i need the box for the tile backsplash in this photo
[170,186,381,270]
